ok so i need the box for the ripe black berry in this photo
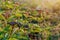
[8,22,17,26]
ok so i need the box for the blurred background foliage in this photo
[0,0,60,40]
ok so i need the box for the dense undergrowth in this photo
[0,0,60,40]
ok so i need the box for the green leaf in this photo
[9,38,18,40]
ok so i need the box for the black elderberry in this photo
[8,22,17,26]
